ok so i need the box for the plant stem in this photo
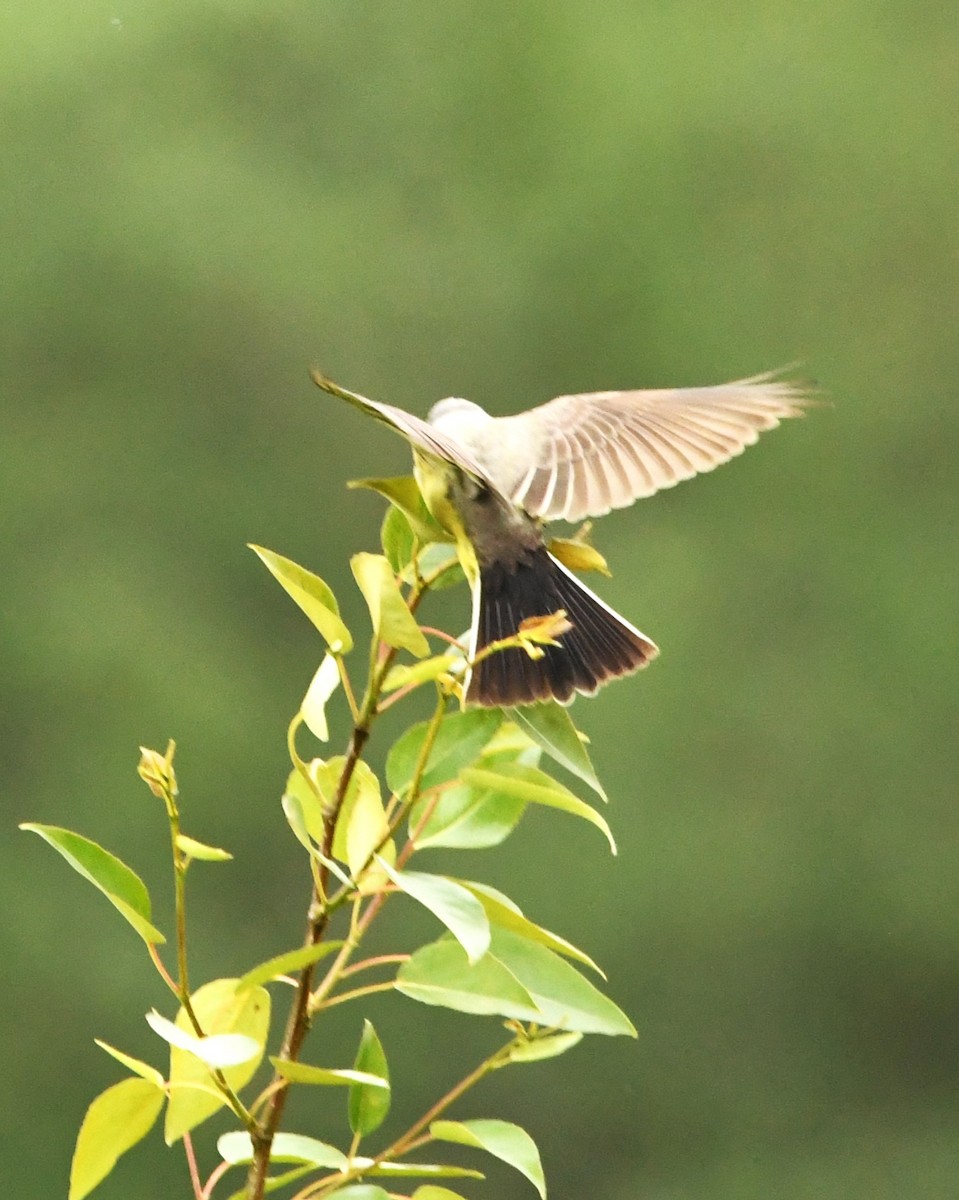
[337,953,411,980]
[245,563,444,1199]
[244,724,370,1199]
[388,1041,510,1158]
[200,1159,232,1200]
[312,980,397,1012]
[183,1132,203,1200]
[287,1040,513,1200]
[160,778,255,1130]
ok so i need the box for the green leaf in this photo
[546,536,611,576]
[164,979,271,1143]
[238,941,344,991]
[69,1078,164,1200]
[387,708,502,796]
[456,880,604,976]
[349,475,451,545]
[301,654,341,742]
[280,782,354,886]
[430,1119,545,1200]
[351,552,430,657]
[146,1009,261,1067]
[486,928,635,1037]
[94,1040,164,1087]
[363,1162,483,1180]
[349,1020,390,1138]
[398,930,634,1036]
[503,1032,583,1064]
[19,824,165,945]
[250,544,353,653]
[395,938,539,1021]
[409,778,526,850]
[379,861,490,963]
[405,542,465,590]
[325,1187,390,1200]
[411,1188,471,1200]
[381,504,416,573]
[407,731,538,850]
[482,721,543,765]
[329,760,390,879]
[382,654,461,693]
[512,702,606,801]
[217,1130,347,1168]
[458,764,615,853]
[270,1059,389,1089]
[281,770,323,848]
[175,834,233,862]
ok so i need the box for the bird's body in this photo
[313,370,810,707]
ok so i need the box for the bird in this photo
[312,369,810,708]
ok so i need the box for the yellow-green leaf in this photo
[283,765,326,844]
[404,542,464,591]
[459,764,615,852]
[19,824,165,945]
[323,1186,390,1200]
[93,1040,164,1087]
[70,1078,164,1200]
[379,861,490,963]
[250,545,353,653]
[175,834,233,862]
[395,938,539,1021]
[363,1161,483,1180]
[430,1119,545,1200]
[301,654,341,741]
[351,552,430,657]
[387,708,502,796]
[218,1130,347,1168]
[164,979,270,1143]
[237,941,344,991]
[349,1020,390,1138]
[504,1031,583,1064]
[486,927,636,1037]
[547,537,611,576]
[357,835,396,896]
[349,475,451,545]
[382,654,460,694]
[412,1188,472,1200]
[456,880,604,976]
[327,760,389,878]
[512,702,606,800]
[146,1009,260,1067]
[381,504,416,573]
[270,1059,389,1089]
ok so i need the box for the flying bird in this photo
[312,369,810,708]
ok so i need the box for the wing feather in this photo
[483,373,810,521]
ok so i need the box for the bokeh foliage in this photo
[3,1,957,1198]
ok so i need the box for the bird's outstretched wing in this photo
[311,370,490,483]
[483,373,812,523]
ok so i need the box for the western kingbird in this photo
[312,369,809,708]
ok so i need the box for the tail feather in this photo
[465,548,658,707]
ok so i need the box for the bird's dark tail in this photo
[465,547,659,707]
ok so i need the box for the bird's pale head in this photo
[428,396,490,431]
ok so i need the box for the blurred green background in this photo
[4,1,957,1197]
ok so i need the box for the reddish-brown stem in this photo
[314,980,397,1011]
[147,942,179,996]
[245,725,370,1199]
[183,1133,203,1200]
[337,953,410,980]
[245,566,443,1199]
[201,1160,232,1200]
